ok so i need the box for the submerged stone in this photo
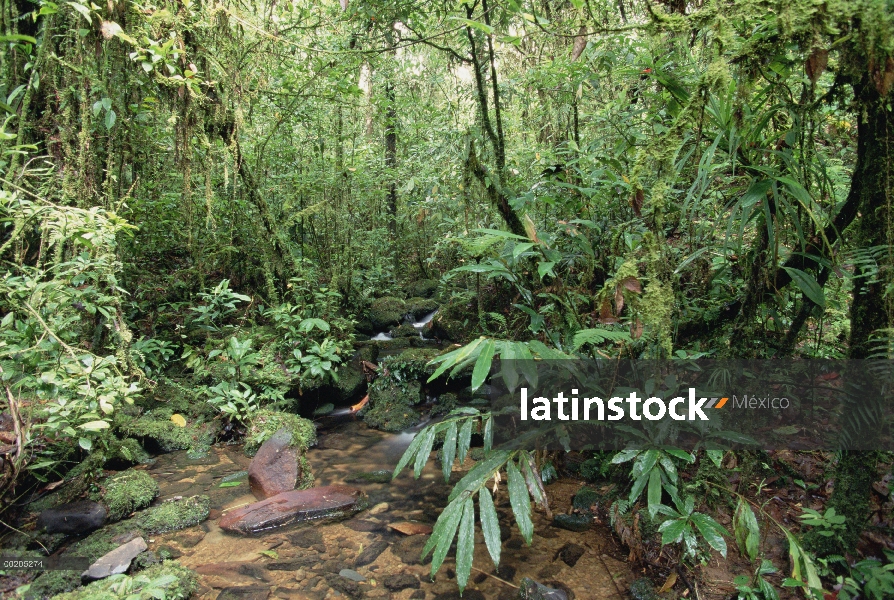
[218,485,367,534]
[552,513,591,532]
[38,501,107,534]
[344,470,392,484]
[518,577,569,600]
[630,577,660,600]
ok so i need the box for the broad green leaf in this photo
[80,420,109,430]
[68,2,92,23]
[520,453,545,506]
[782,267,825,307]
[478,487,501,566]
[499,342,519,392]
[442,421,458,481]
[512,242,535,258]
[647,467,662,513]
[471,339,495,391]
[662,448,695,463]
[426,498,464,577]
[218,481,242,488]
[659,517,689,545]
[394,428,428,479]
[414,426,437,479]
[457,417,473,464]
[691,513,729,557]
[734,498,760,562]
[537,261,556,279]
[78,437,92,451]
[456,498,475,593]
[449,450,510,502]
[507,459,533,544]
[104,109,116,129]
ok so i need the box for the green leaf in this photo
[105,109,116,130]
[394,428,429,479]
[471,338,495,391]
[78,437,92,451]
[219,481,242,488]
[659,518,689,545]
[0,34,37,44]
[448,450,510,502]
[734,498,760,562]
[80,420,110,430]
[691,513,729,558]
[258,550,278,559]
[413,426,437,479]
[647,467,662,513]
[68,2,92,23]
[457,417,473,464]
[507,459,533,544]
[426,498,464,577]
[456,498,475,593]
[449,17,495,35]
[442,421,458,481]
[482,415,493,453]
[782,267,825,308]
[478,487,501,567]
[537,261,556,279]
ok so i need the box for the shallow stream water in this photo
[142,417,632,599]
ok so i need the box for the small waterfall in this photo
[412,310,438,339]
[370,332,393,341]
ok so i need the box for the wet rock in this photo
[343,519,383,533]
[494,564,517,581]
[369,296,407,330]
[629,578,659,600]
[555,543,585,568]
[222,470,249,482]
[518,577,568,600]
[362,379,421,432]
[286,527,325,550]
[551,513,591,532]
[219,485,367,534]
[266,553,319,570]
[38,501,107,534]
[244,410,317,457]
[383,573,420,590]
[369,502,389,514]
[238,563,271,582]
[406,279,439,299]
[536,564,562,580]
[409,591,425,600]
[392,535,432,566]
[407,296,439,319]
[81,536,148,581]
[339,568,365,582]
[433,591,485,600]
[571,487,600,513]
[217,586,271,600]
[249,428,300,499]
[346,471,393,484]
[354,539,389,567]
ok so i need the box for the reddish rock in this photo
[219,485,367,535]
[248,427,300,500]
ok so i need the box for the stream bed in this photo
[141,418,632,599]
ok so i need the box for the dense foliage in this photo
[2,0,893,598]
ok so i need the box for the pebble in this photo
[369,502,389,515]
[338,568,365,582]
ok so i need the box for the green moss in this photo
[362,379,421,432]
[93,470,160,522]
[123,410,216,453]
[406,297,439,319]
[49,560,198,600]
[333,362,365,401]
[244,409,317,456]
[430,392,458,417]
[297,455,315,490]
[429,297,477,342]
[368,296,407,330]
[134,495,210,534]
[391,323,419,338]
[406,279,440,299]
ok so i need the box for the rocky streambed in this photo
[8,418,637,600]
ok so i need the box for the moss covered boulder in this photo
[368,296,407,330]
[134,495,210,534]
[362,379,421,432]
[406,279,440,299]
[244,409,316,457]
[406,297,439,320]
[123,410,216,454]
[429,297,477,342]
[92,470,160,522]
[391,323,420,338]
[49,560,198,600]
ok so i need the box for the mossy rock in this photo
[362,379,422,432]
[387,347,444,380]
[406,279,440,299]
[244,409,316,456]
[145,380,217,420]
[134,495,210,534]
[571,486,600,513]
[92,470,159,522]
[429,297,477,342]
[629,578,659,600]
[430,392,458,417]
[552,513,591,532]
[391,323,420,338]
[49,560,198,600]
[368,296,407,330]
[123,410,216,453]
[333,361,366,402]
[354,317,375,335]
[406,297,440,319]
